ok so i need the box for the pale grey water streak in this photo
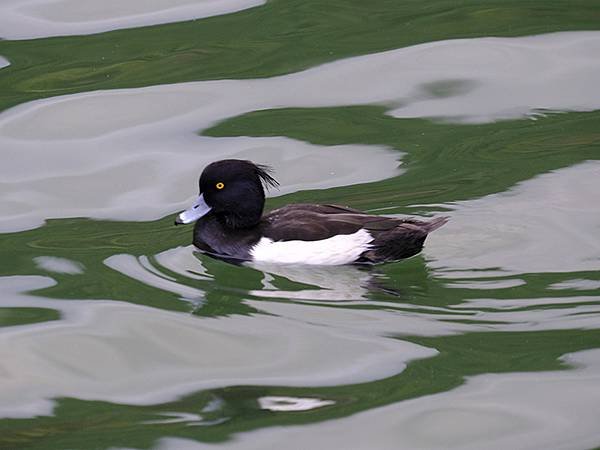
[0,0,266,39]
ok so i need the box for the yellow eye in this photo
[216,182,225,190]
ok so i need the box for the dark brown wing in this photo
[267,203,366,216]
[261,204,366,241]
[261,203,448,263]
[261,204,440,239]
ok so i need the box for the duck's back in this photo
[253,204,447,264]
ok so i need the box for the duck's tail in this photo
[423,216,449,233]
[358,216,449,264]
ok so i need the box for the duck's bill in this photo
[175,194,212,225]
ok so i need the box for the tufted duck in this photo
[175,159,447,265]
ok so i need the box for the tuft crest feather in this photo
[254,163,279,190]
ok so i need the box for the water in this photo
[0,1,599,449]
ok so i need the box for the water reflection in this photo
[1,157,597,429]
[2,183,599,444]
[0,0,266,39]
[0,133,400,232]
[0,275,432,419]
[33,256,85,275]
[247,262,376,301]
[105,252,206,300]
[426,160,600,276]
[156,349,600,450]
[2,31,599,232]
[104,245,418,304]
[257,396,335,412]
[1,22,599,449]
[549,279,600,291]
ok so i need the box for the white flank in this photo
[250,229,373,265]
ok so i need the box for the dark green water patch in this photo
[0,307,59,328]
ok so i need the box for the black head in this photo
[198,159,279,228]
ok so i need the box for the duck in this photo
[175,159,447,265]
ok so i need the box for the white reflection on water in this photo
[0,275,434,419]
[445,279,526,289]
[258,396,335,412]
[0,0,265,40]
[249,296,600,337]
[549,279,600,291]
[1,32,600,232]
[426,161,600,276]
[33,256,85,275]
[104,253,206,300]
[105,246,384,302]
[157,349,600,450]
[153,246,211,280]
[248,262,374,301]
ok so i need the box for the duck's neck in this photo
[217,208,263,229]
[218,191,265,229]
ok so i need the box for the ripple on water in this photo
[548,279,600,291]
[1,32,599,232]
[0,275,435,419]
[105,245,378,302]
[154,349,600,450]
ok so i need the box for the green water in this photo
[1,1,600,449]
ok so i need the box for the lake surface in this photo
[1,1,600,449]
